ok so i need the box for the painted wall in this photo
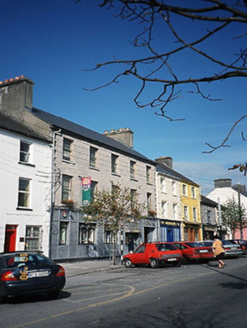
[0,129,52,255]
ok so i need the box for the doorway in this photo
[4,225,17,252]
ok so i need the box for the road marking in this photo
[11,285,135,328]
[10,261,247,328]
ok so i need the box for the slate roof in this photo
[156,162,199,186]
[0,112,49,141]
[201,195,218,207]
[31,107,155,164]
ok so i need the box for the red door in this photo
[4,225,17,252]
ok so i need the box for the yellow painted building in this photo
[180,180,202,241]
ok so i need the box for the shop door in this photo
[4,225,17,252]
[167,228,173,242]
[188,228,195,241]
[144,227,154,243]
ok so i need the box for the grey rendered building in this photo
[200,195,218,240]
[0,76,157,261]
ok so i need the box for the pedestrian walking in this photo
[128,238,135,253]
[213,235,225,268]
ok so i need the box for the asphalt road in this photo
[1,256,247,328]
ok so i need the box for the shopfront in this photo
[160,220,181,242]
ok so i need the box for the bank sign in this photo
[82,177,91,206]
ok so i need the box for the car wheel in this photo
[150,259,159,269]
[124,258,134,268]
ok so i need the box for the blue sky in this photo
[1,0,247,194]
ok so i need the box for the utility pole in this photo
[217,198,222,239]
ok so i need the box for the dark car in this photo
[227,239,247,255]
[173,241,214,263]
[123,242,183,268]
[0,252,66,301]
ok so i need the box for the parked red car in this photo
[173,241,214,263]
[123,242,183,268]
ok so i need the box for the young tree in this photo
[221,197,247,238]
[77,0,247,154]
[81,183,146,265]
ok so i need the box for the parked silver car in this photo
[202,240,243,258]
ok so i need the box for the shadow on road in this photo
[1,290,71,304]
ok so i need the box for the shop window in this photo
[59,222,68,245]
[105,229,114,244]
[25,226,41,251]
[79,223,96,244]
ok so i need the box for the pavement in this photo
[59,259,125,278]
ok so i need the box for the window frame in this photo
[193,207,197,222]
[191,186,196,199]
[161,177,166,193]
[161,201,167,219]
[105,229,114,244]
[172,181,177,196]
[89,146,98,168]
[146,165,152,184]
[18,178,31,208]
[182,184,187,197]
[62,175,72,201]
[111,154,119,174]
[59,222,69,245]
[63,138,73,162]
[130,160,136,180]
[19,140,31,164]
[91,180,98,200]
[147,192,152,212]
[78,223,96,245]
[184,205,188,220]
[173,203,178,220]
[25,225,41,251]
[206,210,211,224]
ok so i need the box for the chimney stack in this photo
[155,156,173,168]
[104,128,134,149]
[214,178,232,188]
[0,76,34,117]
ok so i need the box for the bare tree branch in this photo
[77,0,247,153]
[203,114,247,153]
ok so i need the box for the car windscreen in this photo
[3,253,53,268]
[184,242,205,248]
[155,243,177,251]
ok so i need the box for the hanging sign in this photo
[82,177,91,206]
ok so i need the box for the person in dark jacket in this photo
[128,238,135,253]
